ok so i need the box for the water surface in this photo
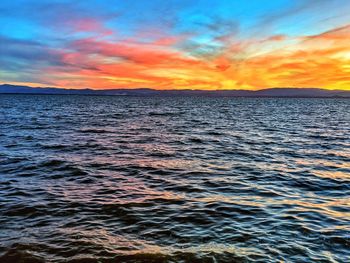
[0,95,349,262]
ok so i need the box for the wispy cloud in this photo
[0,0,349,90]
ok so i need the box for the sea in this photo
[0,94,349,262]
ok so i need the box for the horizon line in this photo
[1,83,349,92]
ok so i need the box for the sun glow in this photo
[1,1,349,90]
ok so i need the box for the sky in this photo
[0,0,349,90]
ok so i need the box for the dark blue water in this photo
[0,95,349,262]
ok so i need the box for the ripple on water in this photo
[0,95,349,262]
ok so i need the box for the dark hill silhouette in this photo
[0,84,349,97]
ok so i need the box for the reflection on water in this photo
[0,95,349,262]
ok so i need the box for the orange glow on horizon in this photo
[2,24,350,90]
[42,25,350,91]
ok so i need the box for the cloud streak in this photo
[0,0,349,90]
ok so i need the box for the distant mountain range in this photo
[1,84,349,97]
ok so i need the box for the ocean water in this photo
[0,94,349,263]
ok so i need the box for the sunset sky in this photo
[1,0,349,90]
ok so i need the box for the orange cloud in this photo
[34,24,350,90]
